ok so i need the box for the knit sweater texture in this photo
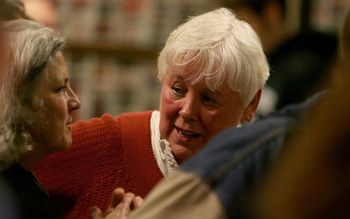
[32,111,163,219]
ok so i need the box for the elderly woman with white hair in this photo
[0,19,80,218]
[33,7,269,219]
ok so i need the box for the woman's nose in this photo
[179,96,199,122]
[68,88,81,111]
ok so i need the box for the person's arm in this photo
[131,171,225,219]
[97,171,225,219]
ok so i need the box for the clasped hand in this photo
[91,188,143,219]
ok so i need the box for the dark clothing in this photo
[0,164,55,219]
[181,93,324,218]
[268,30,337,109]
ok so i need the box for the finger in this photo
[111,187,125,208]
[114,192,136,215]
[104,206,113,215]
[132,196,144,209]
[90,207,103,219]
[122,192,136,205]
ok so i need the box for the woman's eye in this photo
[202,95,219,105]
[55,86,67,93]
[171,85,186,95]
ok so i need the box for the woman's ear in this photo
[242,89,262,123]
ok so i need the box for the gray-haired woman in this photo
[0,19,80,218]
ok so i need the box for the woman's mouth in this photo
[176,127,201,141]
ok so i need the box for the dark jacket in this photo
[0,164,55,219]
[181,93,325,218]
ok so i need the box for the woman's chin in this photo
[169,143,197,163]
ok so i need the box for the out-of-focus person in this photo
[0,0,28,21]
[224,0,338,114]
[21,0,58,28]
[0,19,80,218]
[0,0,28,89]
[32,7,269,219]
[255,10,350,219]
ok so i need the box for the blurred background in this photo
[20,0,350,119]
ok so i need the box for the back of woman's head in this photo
[157,7,269,106]
[0,19,64,169]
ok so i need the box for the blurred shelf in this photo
[65,42,159,61]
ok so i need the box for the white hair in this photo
[157,7,269,106]
[0,19,64,169]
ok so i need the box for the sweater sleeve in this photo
[32,111,163,219]
[32,114,126,215]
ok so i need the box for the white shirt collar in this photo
[150,111,179,177]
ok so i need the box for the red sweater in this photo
[32,111,163,219]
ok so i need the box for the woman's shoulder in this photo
[71,111,154,145]
[118,111,153,125]
[73,111,153,127]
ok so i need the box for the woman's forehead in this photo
[37,53,67,85]
[166,67,203,84]
[166,69,237,95]
[167,62,210,79]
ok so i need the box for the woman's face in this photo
[22,52,80,157]
[159,67,259,163]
